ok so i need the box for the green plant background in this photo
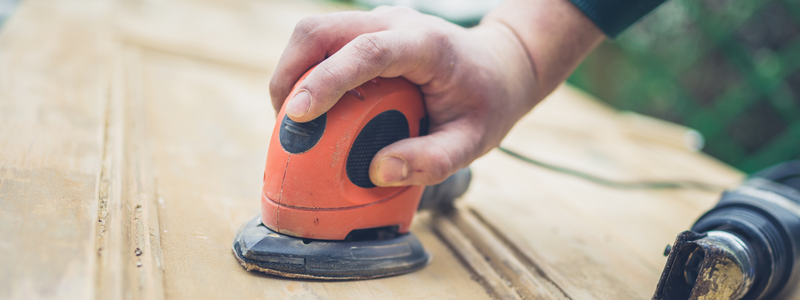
[568,0,800,173]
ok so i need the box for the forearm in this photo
[481,0,605,101]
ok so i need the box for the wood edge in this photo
[447,206,573,300]
[94,42,166,300]
[123,45,166,300]
[432,210,523,300]
[95,30,125,300]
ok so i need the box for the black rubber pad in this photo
[279,113,327,154]
[346,110,409,188]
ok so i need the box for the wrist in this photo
[482,0,604,98]
[471,21,539,107]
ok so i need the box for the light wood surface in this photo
[4,0,789,299]
[0,1,110,299]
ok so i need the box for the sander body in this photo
[232,68,470,279]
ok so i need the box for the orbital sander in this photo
[232,67,471,280]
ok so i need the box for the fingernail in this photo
[377,156,409,184]
[287,91,311,118]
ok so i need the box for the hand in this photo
[270,1,603,187]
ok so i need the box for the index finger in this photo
[283,27,442,122]
[269,11,389,115]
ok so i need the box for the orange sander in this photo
[232,67,471,279]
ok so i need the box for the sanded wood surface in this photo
[5,0,796,299]
[0,1,111,299]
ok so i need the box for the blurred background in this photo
[1,0,796,174]
[0,0,17,27]
[573,0,800,174]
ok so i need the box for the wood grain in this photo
[0,1,111,299]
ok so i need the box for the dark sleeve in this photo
[568,0,668,38]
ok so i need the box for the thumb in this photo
[369,127,476,187]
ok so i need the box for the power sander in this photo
[232,67,471,280]
[653,161,800,299]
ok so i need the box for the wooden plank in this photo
[0,0,111,299]
[6,0,792,299]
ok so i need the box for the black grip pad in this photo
[347,110,409,188]
[279,113,327,154]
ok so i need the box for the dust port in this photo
[344,225,401,242]
[653,230,756,300]
[664,243,704,299]
[684,247,705,286]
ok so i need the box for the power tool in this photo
[653,161,800,300]
[232,67,471,280]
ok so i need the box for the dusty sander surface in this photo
[232,215,430,280]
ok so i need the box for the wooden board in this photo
[7,0,800,299]
[0,1,110,299]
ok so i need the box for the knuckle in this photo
[269,79,285,105]
[314,65,344,89]
[374,6,422,24]
[389,6,417,15]
[428,163,452,184]
[425,27,450,45]
[268,76,281,94]
[424,31,451,55]
[293,16,323,37]
[389,6,415,14]
[425,152,453,184]
[372,5,413,14]
[306,63,350,102]
[351,34,391,65]
[371,5,393,12]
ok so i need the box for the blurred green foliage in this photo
[568,0,800,173]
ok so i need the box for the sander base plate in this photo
[232,215,430,280]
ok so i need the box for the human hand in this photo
[270,1,603,187]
